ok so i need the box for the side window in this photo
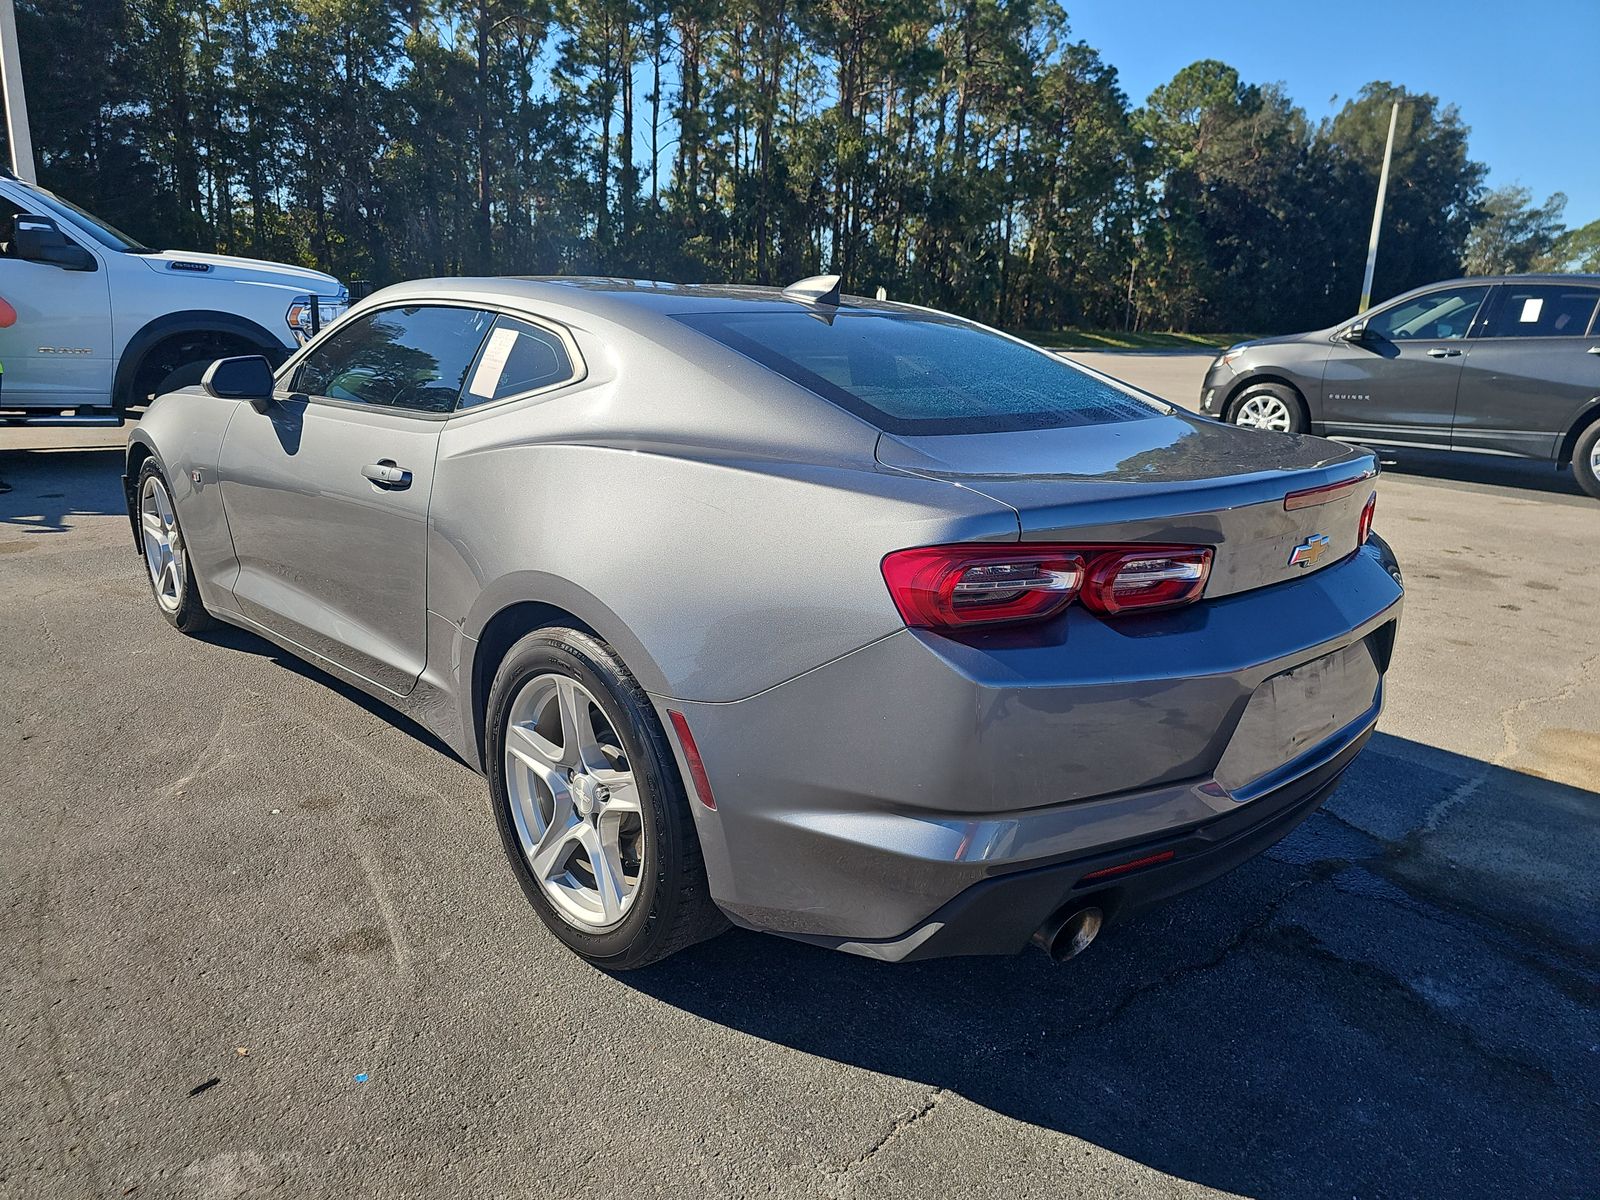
[292,305,494,413]
[1365,286,1491,342]
[1478,284,1600,339]
[459,315,577,408]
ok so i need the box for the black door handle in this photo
[362,460,412,489]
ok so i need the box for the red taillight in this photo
[666,710,716,810]
[879,543,1086,629]
[1081,547,1213,615]
[1358,491,1377,545]
[880,543,1212,630]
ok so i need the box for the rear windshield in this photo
[676,309,1163,435]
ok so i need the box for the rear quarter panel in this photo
[431,441,1017,703]
[426,327,1018,705]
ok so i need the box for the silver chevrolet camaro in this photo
[124,275,1403,969]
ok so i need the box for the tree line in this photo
[9,1,1598,333]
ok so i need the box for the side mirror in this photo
[1340,320,1371,343]
[13,215,97,271]
[202,356,277,411]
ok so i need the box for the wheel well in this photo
[123,441,155,551]
[471,601,600,764]
[113,311,286,410]
[1557,407,1600,467]
[1224,374,1309,420]
[125,330,264,406]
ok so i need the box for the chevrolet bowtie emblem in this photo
[1288,534,1331,568]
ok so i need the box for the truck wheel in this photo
[1573,419,1600,500]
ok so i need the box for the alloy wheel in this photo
[139,474,186,613]
[503,673,646,931]
[1234,393,1294,432]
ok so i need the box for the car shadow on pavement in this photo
[0,446,130,533]
[1373,446,1588,500]
[625,733,1599,1200]
[196,622,469,766]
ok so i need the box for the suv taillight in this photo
[881,543,1213,630]
[1358,491,1377,545]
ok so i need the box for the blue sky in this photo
[1069,1,1599,229]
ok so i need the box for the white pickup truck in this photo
[0,166,347,426]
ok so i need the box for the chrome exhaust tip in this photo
[1032,906,1104,963]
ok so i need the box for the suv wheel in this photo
[1226,383,1307,434]
[1573,419,1600,500]
[485,626,726,969]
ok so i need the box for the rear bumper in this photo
[794,715,1371,961]
[663,541,1403,954]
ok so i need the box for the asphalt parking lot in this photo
[3,354,1597,1200]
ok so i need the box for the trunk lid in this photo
[876,411,1377,598]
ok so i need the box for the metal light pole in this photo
[1357,100,1400,314]
[0,0,36,183]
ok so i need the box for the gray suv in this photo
[1199,274,1600,498]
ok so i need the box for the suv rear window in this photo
[677,310,1162,435]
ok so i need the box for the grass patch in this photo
[1010,328,1252,352]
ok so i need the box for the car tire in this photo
[1572,419,1600,500]
[485,626,726,969]
[136,459,216,634]
[1226,383,1308,435]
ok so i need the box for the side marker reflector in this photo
[1079,849,1176,883]
[667,710,717,810]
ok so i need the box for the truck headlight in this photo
[286,293,349,341]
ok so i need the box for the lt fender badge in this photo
[1289,534,1331,569]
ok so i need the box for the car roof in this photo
[1360,272,1600,319]
[1421,272,1600,288]
[357,274,937,323]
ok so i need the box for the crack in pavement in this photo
[1074,876,1317,1039]
[823,1087,947,1194]
[1423,648,1600,833]
[1072,863,1584,1100]
[1276,925,1564,1092]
